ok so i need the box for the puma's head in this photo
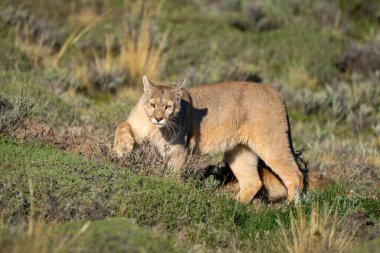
[142,75,186,129]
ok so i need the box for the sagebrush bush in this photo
[280,74,380,133]
[0,96,35,133]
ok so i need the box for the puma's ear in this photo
[143,75,153,93]
[176,78,186,90]
[175,78,186,98]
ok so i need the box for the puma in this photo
[114,75,304,203]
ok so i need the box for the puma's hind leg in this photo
[255,145,303,203]
[224,145,262,204]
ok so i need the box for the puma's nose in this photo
[154,116,164,122]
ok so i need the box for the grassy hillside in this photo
[1,135,378,252]
[0,0,379,252]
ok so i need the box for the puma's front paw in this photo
[113,123,135,158]
[113,137,134,158]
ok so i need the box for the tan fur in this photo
[114,76,303,203]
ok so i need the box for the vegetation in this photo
[0,0,379,252]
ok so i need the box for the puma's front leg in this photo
[166,145,187,176]
[113,121,135,157]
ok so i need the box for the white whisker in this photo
[167,120,181,144]
[169,119,181,130]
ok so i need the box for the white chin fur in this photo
[151,118,166,128]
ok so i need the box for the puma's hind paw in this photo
[287,186,302,205]
[294,186,301,205]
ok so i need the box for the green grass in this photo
[1,136,378,251]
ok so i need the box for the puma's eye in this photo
[164,105,172,110]
[149,103,155,108]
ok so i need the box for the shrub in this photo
[280,73,380,133]
[0,96,35,133]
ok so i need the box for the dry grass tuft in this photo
[121,0,167,86]
[278,204,354,253]
[75,0,168,95]
[14,27,53,67]
[13,13,102,69]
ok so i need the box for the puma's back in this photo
[183,82,290,156]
